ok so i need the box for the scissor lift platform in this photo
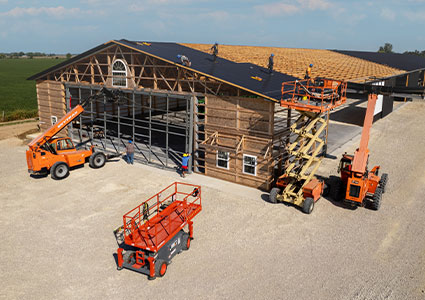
[116,182,202,279]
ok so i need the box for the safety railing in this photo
[122,182,201,251]
[281,78,347,113]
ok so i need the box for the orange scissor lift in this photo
[116,182,202,279]
[269,78,347,213]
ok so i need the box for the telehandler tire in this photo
[89,152,106,169]
[50,162,69,180]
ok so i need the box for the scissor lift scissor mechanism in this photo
[270,78,347,214]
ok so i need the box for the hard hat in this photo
[177,54,182,59]
[183,153,189,157]
[128,140,132,143]
[271,53,274,56]
[310,64,313,67]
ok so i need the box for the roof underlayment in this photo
[115,39,298,101]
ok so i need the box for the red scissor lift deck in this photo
[116,182,202,279]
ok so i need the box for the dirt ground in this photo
[1,102,425,300]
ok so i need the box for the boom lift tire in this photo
[89,152,106,169]
[379,173,388,193]
[269,187,281,204]
[370,187,383,211]
[329,178,343,202]
[302,197,314,214]
[182,233,191,250]
[50,162,69,180]
[155,259,167,277]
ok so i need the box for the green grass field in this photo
[0,58,66,122]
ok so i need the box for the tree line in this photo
[378,43,425,57]
[0,52,72,59]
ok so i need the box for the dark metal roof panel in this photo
[332,50,425,72]
[116,39,298,101]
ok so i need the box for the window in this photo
[51,116,57,125]
[217,151,230,169]
[243,154,257,176]
[57,138,75,151]
[112,59,127,87]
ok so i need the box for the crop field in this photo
[0,58,66,122]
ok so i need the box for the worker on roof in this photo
[268,53,274,74]
[210,42,219,62]
[305,64,313,80]
[126,139,134,165]
[181,153,191,178]
[177,54,191,67]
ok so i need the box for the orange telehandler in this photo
[26,88,121,180]
[329,94,388,209]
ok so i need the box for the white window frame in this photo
[51,116,57,125]
[216,150,230,170]
[112,59,128,88]
[243,154,257,176]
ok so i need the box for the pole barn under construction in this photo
[28,40,425,190]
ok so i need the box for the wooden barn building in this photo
[29,40,425,190]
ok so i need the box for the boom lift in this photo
[330,94,388,209]
[115,182,202,280]
[26,88,120,179]
[269,78,347,214]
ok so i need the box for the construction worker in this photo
[181,153,191,178]
[177,54,191,67]
[126,140,134,164]
[210,42,219,62]
[305,63,313,79]
[268,53,274,74]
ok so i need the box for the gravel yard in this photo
[1,101,424,300]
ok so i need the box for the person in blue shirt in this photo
[181,153,190,178]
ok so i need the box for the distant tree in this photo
[0,54,5,59]
[404,50,425,57]
[18,51,25,56]
[378,43,393,53]
[66,53,72,59]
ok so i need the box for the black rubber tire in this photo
[302,197,314,214]
[322,183,330,197]
[379,173,388,193]
[50,162,69,180]
[329,178,344,202]
[182,233,190,251]
[155,259,167,277]
[371,187,382,211]
[123,251,135,265]
[89,152,106,169]
[269,187,281,204]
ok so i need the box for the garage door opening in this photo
[66,85,194,171]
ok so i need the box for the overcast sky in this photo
[0,0,424,53]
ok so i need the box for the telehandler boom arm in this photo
[28,104,84,151]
